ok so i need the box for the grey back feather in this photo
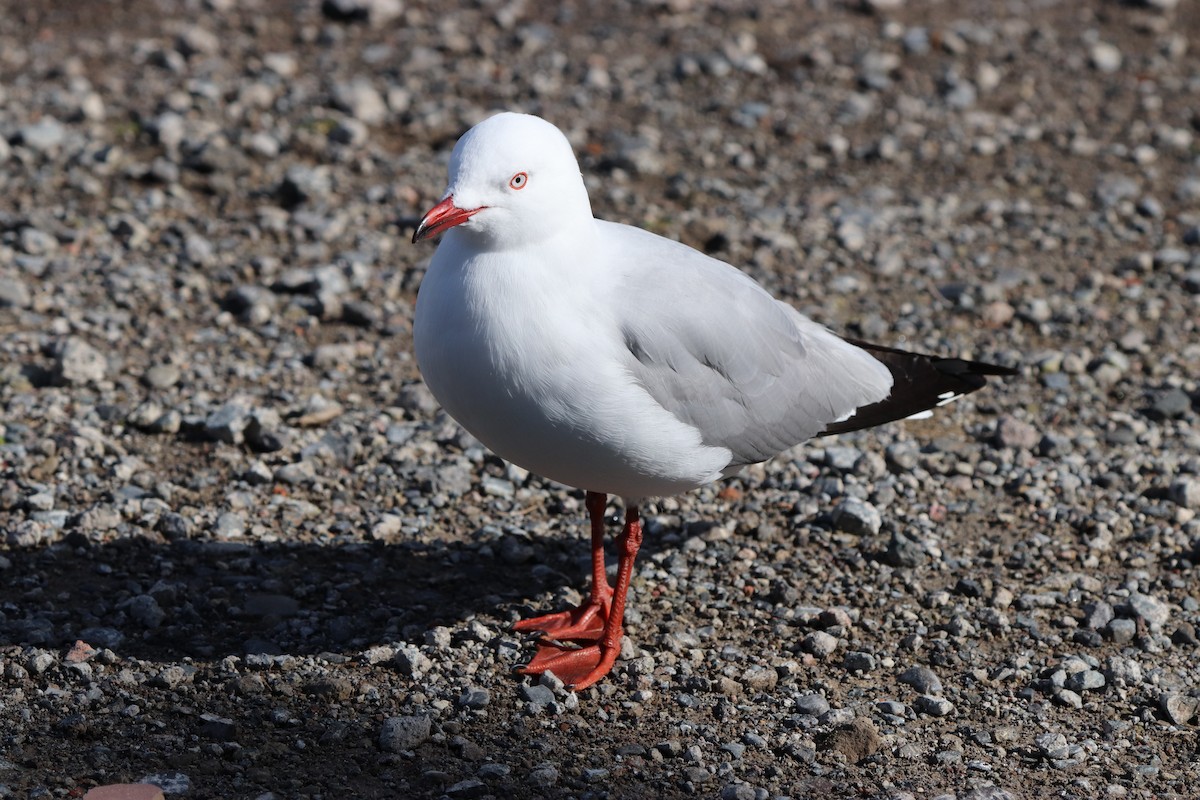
[605,222,892,466]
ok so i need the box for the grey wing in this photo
[610,226,893,466]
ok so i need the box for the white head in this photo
[412,112,593,250]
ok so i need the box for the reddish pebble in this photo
[65,640,97,663]
[83,785,164,800]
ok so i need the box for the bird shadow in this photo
[0,518,677,664]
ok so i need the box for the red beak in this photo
[412,196,484,243]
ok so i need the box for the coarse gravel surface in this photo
[2,0,1199,798]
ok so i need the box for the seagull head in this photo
[413,112,593,249]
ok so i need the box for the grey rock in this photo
[459,687,490,709]
[802,631,838,658]
[1089,42,1122,73]
[379,715,431,752]
[214,512,245,539]
[831,497,881,536]
[0,278,31,308]
[519,683,556,708]
[1082,601,1114,630]
[914,695,954,717]
[332,80,388,125]
[1160,693,1198,725]
[1125,593,1170,627]
[1034,732,1069,760]
[794,693,830,716]
[16,117,66,152]
[54,338,107,385]
[994,416,1038,450]
[1108,618,1137,643]
[1065,670,1105,693]
[126,595,166,628]
[843,651,877,673]
[205,402,252,444]
[1149,388,1192,420]
[527,764,559,788]
[19,227,57,255]
[1168,477,1200,510]
[899,666,943,695]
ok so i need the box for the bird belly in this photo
[414,258,729,499]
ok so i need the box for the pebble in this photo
[1160,693,1198,725]
[899,666,943,695]
[379,715,431,752]
[16,117,66,152]
[914,695,954,717]
[1125,593,1170,627]
[54,338,108,385]
[802,631,839,658]
[831,497,882,536]
[794,693,830,717]
[1168,478,1200,510]
[1089,42,1123,73]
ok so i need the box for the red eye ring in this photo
[509,172,528,190]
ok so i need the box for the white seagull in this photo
[412,112,1015,689]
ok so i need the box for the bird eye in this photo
[509,172,528,190]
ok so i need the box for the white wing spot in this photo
[904,409,935,421]
[937,390,957,400]
[936,392,963,407]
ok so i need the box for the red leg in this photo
[519,505,642,690]
[512,491,612,641]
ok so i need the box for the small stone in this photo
[1034,732,1069,760]
[794,693,830,717]
[205,402,252,444]
[914,695,954,717]
[802,631,838,658]
[213,512,245,539]
[1082,601,1114,630]
[519,683,556,708]
[16,117,66,152]
[740,664,778,691]
[198,713,237,741]
[994,416,1038,450]
[459,687,490,709]
[19,227,58,255]
[379,715,431,752]
[1168,478,1200,510]
[126,595,166,628]
[527,764,559,788]
[54,337,108,385]
[1090,42,1122,73]
[843,651,876,673]
[1065,669,1106,693]
[1149,389,1192,420]
[394,645,431,677]
[1125,593,1170,627]
[899,666,943,695]
[332,80,388,125]
[1108,618,1137,643]
[1160,693,1198,725]
[831,497,881,536]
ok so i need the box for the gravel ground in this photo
[2,0,1199,798]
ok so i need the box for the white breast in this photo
[413,230,731,500]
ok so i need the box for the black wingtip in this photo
[819,339,1017,437]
